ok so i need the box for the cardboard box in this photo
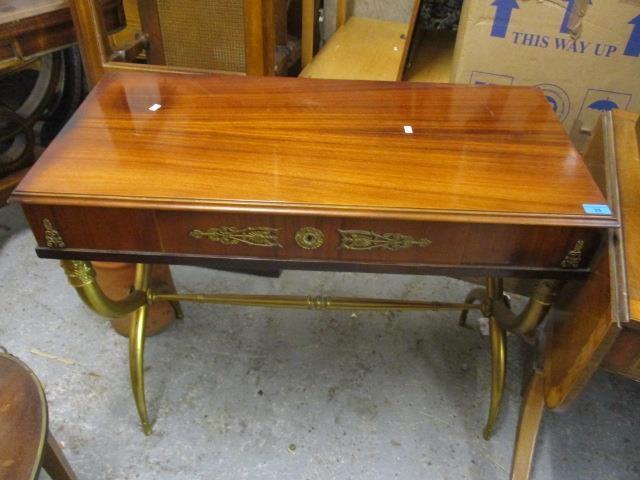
[451,0,640,148]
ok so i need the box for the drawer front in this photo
[24,205,601,272]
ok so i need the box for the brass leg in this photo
[484,277,507,440]
[458,287,488,326]
[129,264,152,435]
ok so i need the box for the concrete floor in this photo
[1,203,639,480]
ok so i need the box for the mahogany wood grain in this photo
[12,72,613,228]
[20,204,600,275]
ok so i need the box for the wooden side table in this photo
[10,72,614,439]
[0,351,76,480]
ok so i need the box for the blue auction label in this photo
[583,204,612,215]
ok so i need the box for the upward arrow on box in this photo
[490,0,519,38]
[624,15,640,57]
[560,0,577,33]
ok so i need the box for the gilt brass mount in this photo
[338,229,431,251]
[561,240,584,268]
[62,260,95,287]
[190,226,282,247]
[43,219,65,249]
[295,227,324,249]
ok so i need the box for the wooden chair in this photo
[0,351,76,480]
[300,0,422,81]
[68,0,288,87]
[116,0,301,75]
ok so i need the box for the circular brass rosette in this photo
[295,227,324,249]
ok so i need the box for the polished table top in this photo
[13,72,613,228]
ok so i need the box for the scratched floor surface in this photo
[1,203,638,480]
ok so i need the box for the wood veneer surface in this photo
[12,72,612,227]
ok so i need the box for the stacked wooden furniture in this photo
[300,0,422,81]
[0,0,123,68]
[66,0,289,86]
[0,0,125,202]
[107,0,297,75]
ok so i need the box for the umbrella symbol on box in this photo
[588,99,619,111]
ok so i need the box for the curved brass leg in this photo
[61,260,146,318]
[492,279,561,334]
[484,315,506,440]
[484,277,507,440]
[129,264,152,435]
[458,287,488,326]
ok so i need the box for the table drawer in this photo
[24,205,601,273]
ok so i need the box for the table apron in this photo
[22,205,602,278]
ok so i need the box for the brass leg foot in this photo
[483,314,507,440]
[170,300,184,320]
[150,282,184,320]
[459,287,487,326]
[160,265,184,320]
[129,264,153,435]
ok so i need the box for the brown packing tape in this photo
[535,0,591,39]
[567,0,591,39]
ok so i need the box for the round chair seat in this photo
[0,352,76,480]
